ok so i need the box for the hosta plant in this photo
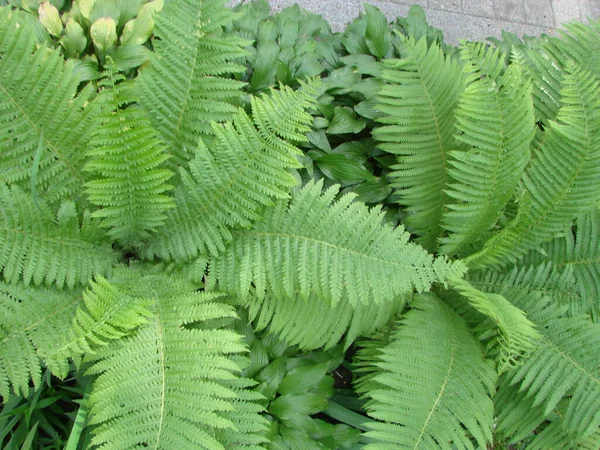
[1,1,600,449]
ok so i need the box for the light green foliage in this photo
[85,270,267,449]
[355,294,497,449]
[374,37,466,251]
[136,0,249,165]
[0,282,81,397]
[207,181,466,306]
[466,66,600,268]
[0,184,116,288]
[449,277,539,373]
[144,81,318,260]
[0,7,98,203]
[84,66,175,244]
[440,46,535,256]
[2,1,600,448]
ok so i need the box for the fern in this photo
[207,180,466,306]
[85,269,267,449]
[135,0,249,166]
[465,65,600,269]
[144,81,317,261]
[0,184,116,288]
[355,294,497,449]
[0,282,80,397]
[0,7,98,203]
[439,52,535,256]
[518,206,600,319]
[245,290,406,350]
[449,277,539,373]
[373,36,466,251]
[84,67,175,245]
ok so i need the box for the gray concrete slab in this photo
[231,0,600,44]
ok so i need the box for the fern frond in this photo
[144,81,318,261]
[0,7,98,203]
[355,294,496,449]
[135,0,249,166]
[373,37,466,251]
[207,180,466,307]
[86,270,267,449]
[465,65,600,269]
[0,282,81,397]
[518,207,600,319]
[490,289,600,438]
[543,20,600,77]
[245,291,406,350]
[84,67,175,245]
[439,56,535,256]
[449,277,539,373]
[0,184,116,288]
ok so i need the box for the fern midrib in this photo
[153,306,167,450]
[413,314,456,449]
[232,230,442,273]
[0,83,86,185]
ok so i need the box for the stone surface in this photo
[493,0,528,23]
[524,0,555,26]
[552,0,581,24]
[463,0,495,17]
[580,0,600,21]
[428,0,463,13]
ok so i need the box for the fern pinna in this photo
[2,1,600,449]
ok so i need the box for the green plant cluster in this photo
[1,0,600,449]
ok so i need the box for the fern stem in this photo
[323,401,372,432]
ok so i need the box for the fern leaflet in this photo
[144,81,317,261]
[207,181,466,307]
[466,65,600,269]
[373,36,466,251]
[84,67,175,245]
[355,294,496,449]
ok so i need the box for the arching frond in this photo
[518,207,600,319]
[0,184,116,288]
[245,291,406,350]
[466,66,600,269]
[480,287,600,438]
[449,277,539,373]
[439,54,535,256]
[144,81,318,261]
[355,294,496,449]
[206,181,466,307]
[0,282,81,397]
[0,7,98,203]
[84,68,175,245]
[373,36,466,251]
[86,271,267,449]
[135,0,249,166]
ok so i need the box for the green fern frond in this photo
[206,180,466,307]
[0,184,116,288]
[355,294,496,449]
[449,277,539,373]
[0,7,98,203]
[144,81,318,261]
[465,65,600,269]
[0,282,81,397]
[490,290,600,438]
[84,67,175,245]
[518,207,600,319]
[373,36,466,251]
[85,270,267,449]
[135,0,250,166]
[439,54,535,256]
[245,291,406,350]
[544,19,600,77]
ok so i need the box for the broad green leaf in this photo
[327,106,367,134]
[364,3,391,58]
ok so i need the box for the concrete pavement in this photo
[236,0,600,44]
